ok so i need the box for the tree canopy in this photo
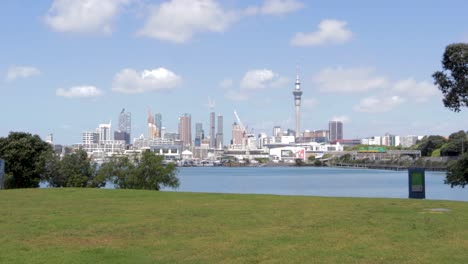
[433,43,468,112]
[440,130,467,156]
[414,135,447,157]
[445,152,468,188]
[0,132,53,189]
[97,150,179,190]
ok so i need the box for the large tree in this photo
[445,152,468,187]
[98,150,179,190]
[0,132,53,189]
[415,135,447,157]
[433,43,468,112]
[440,130,467,156]
[44,149,103,188]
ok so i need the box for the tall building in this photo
[117,108,131,144]
[98,122,111,142]
[273,126,282,137]
[147,109,158,139]
[82,131,99,144]
[231,122,244,147]
[292,67,303,141]
[216,114,224,149]
[195,123,204,147]
[155,113,162,138]
[210,112,215,148]
[178,113,192,148]
[329,121,343,141]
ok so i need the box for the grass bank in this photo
[1,189,467,263]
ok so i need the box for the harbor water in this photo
[162,166,468,202]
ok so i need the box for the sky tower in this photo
[292,67,303,141]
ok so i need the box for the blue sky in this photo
[1,0,467,144]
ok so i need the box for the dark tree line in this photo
[0,132,179,190]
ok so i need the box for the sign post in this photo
[408,168,425,199]
[0,159,4,189]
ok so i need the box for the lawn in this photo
[1,188,467,263]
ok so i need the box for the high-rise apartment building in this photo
[98,123,111,142]
[328,121,343,141]
[210,112,215,148]
[155,113,162,138]
[216,114,223,149]
[178,113,192,148]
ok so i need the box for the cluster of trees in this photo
[0,132,179,190]
[414,131,467,157]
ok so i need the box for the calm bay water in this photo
[162,166,468,202]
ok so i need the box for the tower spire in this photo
[292,65,303,142]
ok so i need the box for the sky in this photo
[1,0,467,145]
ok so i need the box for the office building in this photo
[98,122,111,142]
[195,122,204,147]
[155,113,162,138]
[216,114,223,149]
[178,113,192,148]
[210,112,215,148]
[117,108,131,144]
[329,121,343,141]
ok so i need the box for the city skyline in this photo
[1,0,468,145]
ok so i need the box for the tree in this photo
[98,150,179,190]
[433,43,468,112]
[415,135,447,156]
[445,152,468,187]
[44,149,102,188]
[0,132,53,189]
[440,130,467,156]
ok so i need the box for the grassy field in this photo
[1,189,468,263]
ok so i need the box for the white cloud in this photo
[291,19,353,46]
[314,67,388,93]
[240,69,288,90]
[225,69,288,101]
[112,67,181,94]
[220,79,233,88]
[6,66,41,81]
[354,96,404,113]
[56,85,103,98]
[331,115,350,123]
[393,78,439,102]
[138,0,238,43]
[44,0,130,34]
[259,0,304,15]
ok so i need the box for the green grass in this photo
[1,189,468,263]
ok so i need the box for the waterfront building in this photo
[329,121,343,141]
[303,130,329,143]
[216,114,224,149]
[292,68,303,142]
[273,126,282,137]
[178,113,192,148]
[82,131,99,144]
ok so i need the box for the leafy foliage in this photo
[440,130,467,156]
[433,43,468,112]
[44,149,102,188]
[98,150,179,190]
[445,152,468,187]
[0,132,53,189]
[414,135,447,156]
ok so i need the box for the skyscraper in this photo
[216,114,223,149]
[195,122,203,147]
[178,113,192,148]
[154,113,162,138]
[231,122,244,147]
[329,121,343,142]
[292,67,303,141]
[116,108,131,144]
[210,112,215,148]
